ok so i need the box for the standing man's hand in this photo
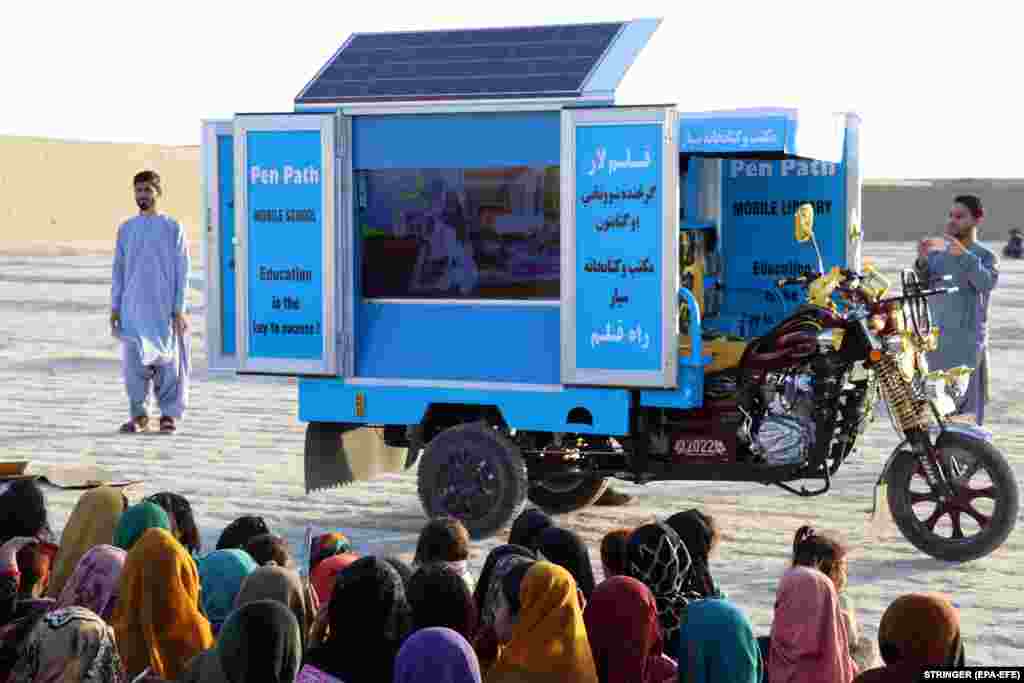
[918,237,945,261]
[172,312,189,337]
[946,235,966,257]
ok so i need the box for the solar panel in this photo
[296,22,625,104]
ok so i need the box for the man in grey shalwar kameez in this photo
[110,170,191,433]
[914,194,999,426]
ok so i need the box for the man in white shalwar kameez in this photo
[110,171,191,433]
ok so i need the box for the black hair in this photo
[792,525,848,584]
[16,544,50,597]
[407,562,477,638]
[414,516,470,564]
[217,515,270,551]
[0,480,49,546]
[954,194,984,220]
[133,170,162,195]
[245,533,293,567]
[147,492,201,555]
[600,528,633,577]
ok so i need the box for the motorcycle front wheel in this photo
[887,433,1019,562]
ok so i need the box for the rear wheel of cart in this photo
[417,422,529,540]
[527,475,610,515]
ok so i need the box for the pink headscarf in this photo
[53,544,126,621]
[768,566,857,683]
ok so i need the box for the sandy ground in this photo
[0,241,1021,665]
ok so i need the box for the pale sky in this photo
[2,0,1018,179]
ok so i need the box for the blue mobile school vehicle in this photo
[200,18,871,540]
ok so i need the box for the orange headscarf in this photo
[111,528,214,679]
[488,561,597,683]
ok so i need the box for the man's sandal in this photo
[119,416,149,434]
[159,416,177,434]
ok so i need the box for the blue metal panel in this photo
[217,134,236,356]
[298,378,632,435]
[296,23,625,104]
[352,112,561,170]
[355,302,560,384]
[716,139,849,339]
[679,109,844,163]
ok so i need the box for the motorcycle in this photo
[513,205,1019,562]
[1004,229,1023,259]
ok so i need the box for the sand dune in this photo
[0,135,201,256]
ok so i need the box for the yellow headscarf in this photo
[111,527,214,680]
[488,561,597,683]
[46,486,125,598]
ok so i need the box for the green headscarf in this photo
[113,501,171,551]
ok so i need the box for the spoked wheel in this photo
[416,422,528,540]
[887,433,1019,562]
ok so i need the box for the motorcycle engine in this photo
[750,372,817,465]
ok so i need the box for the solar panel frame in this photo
[295,21,627,105]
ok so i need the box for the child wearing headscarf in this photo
[665,509,723,598]
[111,528,213,680]
[488,561,597,683]
[624,522,697,662]
[303,556,412,683]
[197,549,259,635]
[112,502,171,552]
[53,544,126,621]
[407,563,477,640]
[791,525,875,669]
[768,566,858,683]
[414,517,475,592]
[583,576,676,683]
[535,527,595,601]
[507,509,553,552]
[308,532,353,574]
[471,546,539,675]
[235,563,316,654]
[677,598,762,683]
[181,599,302,683]
[853,593,965,682]
[46,487,126,599]
[394,627,482,683]
[8,606,126,683]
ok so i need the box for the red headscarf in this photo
[769,566,857,683]
[584,576,676,683]
[310,552,359,605]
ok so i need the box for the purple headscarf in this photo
[394,627,481,683]
[53,544,126,621]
